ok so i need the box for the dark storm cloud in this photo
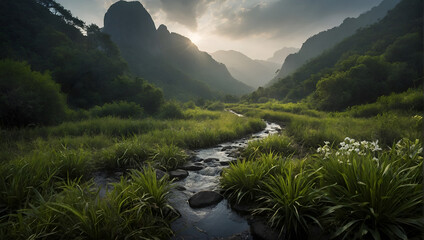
[215,0,382,39]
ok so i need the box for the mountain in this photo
[248,0,422,111]
[269,0,401,85]
[211,50,279,88]
[103,1,252,100]
[267,47,299,64]
[0,0,164,112]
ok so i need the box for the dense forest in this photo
[0,0,164,126]
[251,0,423,111]
[0,0,422,239]
[269,0,401,84]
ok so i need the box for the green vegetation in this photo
[3,166,176,239]
[1,0,422,239]
[248,0,422,112]
[221,137,423,239]
[0,109,265,238]
[0,0,164,113]
[243,134,296,159]
[89,101,144,119]
[0,60,68,127]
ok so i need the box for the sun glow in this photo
[187,32,202,45]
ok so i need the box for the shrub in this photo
[220,153,281,204]
[0,60,68,127]
[89,101,143,119]
[206,101,225,111]
[158,101,184,119]
[255,163,323,239]
[243,134,296,159]
[319,138,423,239]
[149,144,187,171]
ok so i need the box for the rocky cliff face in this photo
[104,1,156,51]
[103,1,252,99]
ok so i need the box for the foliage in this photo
[230,103,422,148]
[318,138,423,239]
[221,153,282,204]
[158,101,184,119]
[243,134,296,159]
[0,0,164,111]
[346,89,424,118]
[205,101,225,111]
[89,101,143,119]
[150,144,188,171]
[3,167,175,239]
[0,60,67,127]
[255,164,322,239]
[247,0,423,111]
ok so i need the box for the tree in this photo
[0,60,68,127]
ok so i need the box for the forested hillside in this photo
[0,0,163,112]
[104,1,252,101]
[269,0,401,85]
[249,0,422,111]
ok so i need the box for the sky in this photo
[56,0,383,60]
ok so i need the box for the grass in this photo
[220,135,423,239]
[243,134,297,159]
[0,109,266,238]
[319,139,423,239]
[229,103,422,148]
[2,166,176,239]
[255,163,323,239]
[150,144,188,171]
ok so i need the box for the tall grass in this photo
[3,166,176,239]
[243,134,296,159]
[150,144,188,171]
[230,104,422,148]
[221,153,283,204]
[255,163,323,239]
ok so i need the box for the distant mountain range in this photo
[103,1,252,100]
[266,47,299,64]
[211,50,279,89]
[269,0,401,85]
[248,0,422,111]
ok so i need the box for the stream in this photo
[170,120,282,239]
[93,113,282,239]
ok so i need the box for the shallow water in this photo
[93,119,282,239]
[170,121,281,239]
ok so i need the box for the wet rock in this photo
[175,185,186,191]
[250,219,281,240]
[203,158,219,163]
[194,162,204,166]
[155,169,167,180]
[189,156,203,162]
[181,164,204,171]
[220,161,231,166]
[264,130,270,134]
[227,151,240,158]
[114,171,124,177]
[214,231,251,240]
[168,169,188,180]
[221,146,233,151]
[188,191,223,208]
[231,202,255,214]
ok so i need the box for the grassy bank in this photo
[221,138,423,239]
[0,109,265,239]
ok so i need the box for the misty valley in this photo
[0,0,422,239]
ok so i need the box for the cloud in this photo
[158,0,213,30]
[215,0,382,39]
